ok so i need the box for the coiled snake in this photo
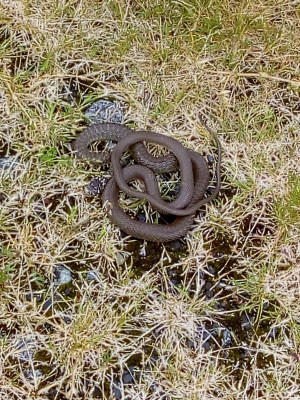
[74,122,221,242]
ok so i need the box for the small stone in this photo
[0,156,19,171]
[267,326,279,340]
[137,214,146,222]
[86,270,101,281]
[25,293,32,301]
[43,298,53,311]
[115,252,127,266]
[122,371,134,384]
[186,339,196,349]
[88,176,109,196]
[202,341,211,350]
[222,328,232,347]
[150,353,159,363]
[139,246,147,257]
[241,314,254,330]
[14,336,37,362]
[85,100,123,124]
[207,155,215,164]
[54,264,72,285]
[24,369,43,381]
[112,380,122,400]
[207,265,216,275]
[263,301,269,310]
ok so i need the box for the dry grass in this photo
[1,0,300,399]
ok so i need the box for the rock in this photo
[267,326,279,340]
[85,99,123,124]
[122,371,134,384]
[86,270,101,281]
[54,264,72,285]
[23,368,43,380]
[115,252,127,266]
[14,336,37,362]
[0,156,19,171]
[43,298,53,311]
[112,380,122,400]
[207,155,215,164]
[88,176,110,196]
[137,214,147,222]
[222,328,232,347]
[241,313,254,330]
[139,246,147,257]
[196,326,212,350]
[207,265,216,275]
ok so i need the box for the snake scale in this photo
[74,122,221,242]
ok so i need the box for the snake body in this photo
[74,122,221,242]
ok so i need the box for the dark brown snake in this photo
[74,122,221,242]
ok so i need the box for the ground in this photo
[0,0,300,399]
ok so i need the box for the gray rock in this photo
[85,100,123,124]
[54,264,72,285]
[222,328,233,347]
[0,156,18,170]
[14,336,37,362]
[86,270,101,282]
[122,371,134,384]
[88,176,109,196]
[241,314,254,330]
[207,155,215,164]
[196,326,212,349]
[267,326,279,340]
[24,368,43,380]
[112,380,122,400]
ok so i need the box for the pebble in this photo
[14,336,37,362]
[196,326,212,349]
[207,265,216,275]
[137,214,147,222]
[0,156,19,171]
[122,367,135,384]
[115,252,127,266]
[85,99,123,124]
[207,155,215,164]
[43,298,53,311]
[222,328,233,347]
[86,270,101,281]
[139,246,147,257]
[88,176,110,196]
[112,380,122,400]
[241,314,254,330]
[54,264,72,285]
[23,369,43,380]
[267,326,279,340]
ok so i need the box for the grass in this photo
[0,0,300,399]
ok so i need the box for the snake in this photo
[74,122,221,242]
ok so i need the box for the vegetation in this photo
[0,0,299,399]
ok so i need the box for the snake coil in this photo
[74,122,221,242]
